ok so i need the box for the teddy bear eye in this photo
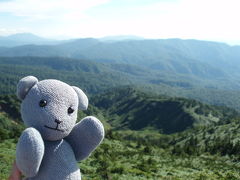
[39,100,47,107]
[68,107,74,114]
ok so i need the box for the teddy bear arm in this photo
[16,127,45,177]
[66,116,104,161]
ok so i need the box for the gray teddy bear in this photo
[15,76,104,180]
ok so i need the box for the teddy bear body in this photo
[25,138,81,180]
[16,76,104,180]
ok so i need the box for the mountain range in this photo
[1,34,240,111]
[1,36,240,84]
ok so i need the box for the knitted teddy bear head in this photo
[17,76,88,141]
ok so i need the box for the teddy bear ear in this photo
[17,76,38,100]
[72,86,89,110]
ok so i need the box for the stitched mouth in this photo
[44,125,64,132]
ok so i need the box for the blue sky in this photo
[0,0,239,44]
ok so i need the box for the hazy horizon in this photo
[1,32,240,47]
[0,0,240,45]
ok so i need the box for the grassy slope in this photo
[1,136,240,180]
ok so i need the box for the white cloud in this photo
[0,28,27,36]
[0,0,110,20]
[54,0,240,41]
[137,0,240,41]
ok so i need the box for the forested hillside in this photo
[92,87,238,133]
[0,56,133,94]
[0,91,240,179]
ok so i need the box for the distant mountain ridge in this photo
[99,35,144,41]
[1,38,239,76]
[0,33,58,47]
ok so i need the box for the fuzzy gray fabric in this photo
[16,76,104,180]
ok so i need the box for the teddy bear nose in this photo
[55,119,62,124]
